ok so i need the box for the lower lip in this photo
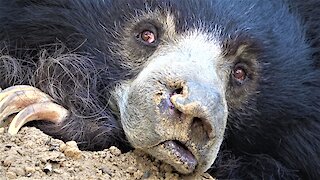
[154,140,198,174]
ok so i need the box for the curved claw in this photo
[0,86,52,126]
[0,85,46,101]
[8,102,69,135]
[0,85,69,135]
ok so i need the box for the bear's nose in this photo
[168,81,219,141]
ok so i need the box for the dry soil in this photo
[0,127,214,180]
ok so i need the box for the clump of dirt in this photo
[0,127,214,180]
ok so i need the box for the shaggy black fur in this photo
[0,0,319,179]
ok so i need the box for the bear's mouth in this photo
[147,140,198,174]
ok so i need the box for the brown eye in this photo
[233,66,246,81]
[140,30,156,44]
[136,30,157,46]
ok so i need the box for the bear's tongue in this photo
[147,140,197,174]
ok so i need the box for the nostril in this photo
[190,117,214,143]
[171,87,183,96]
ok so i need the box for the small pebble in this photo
[60,141,82,159]
[0,127,5,134]
[66,141,78,148]
[6,172,16,179]
[142,171,151,179]
[3,157,14,167]
[14,167,25,176]
[127,166,137,173]
[25,167,36,174]
[59,144,67,152]
[99,167,112,175]
[63,147,82,159]
[53,169,63,174]
[109,146,121,156]
[43,163,53,174]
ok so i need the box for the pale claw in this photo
[8,102,69,135]
[0,86,52,124]
[0,85,69,135]
[0,85,46,101]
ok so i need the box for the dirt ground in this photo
[0,127,214,180]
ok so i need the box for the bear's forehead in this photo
[112,0,297,40]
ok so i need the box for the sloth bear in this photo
[0,0,319,179]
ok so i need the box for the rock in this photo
[43,163,53,174]
[109,146,121,156]
[3,157,14,167]
[25,167,36,174]
[61,141,82,159]
[0,128,5,134]
[6,171,16,179]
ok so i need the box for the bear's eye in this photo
[233,64,247,83]
[141,30,156,43]
[134,22,160,47]
[137,29,157,45]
